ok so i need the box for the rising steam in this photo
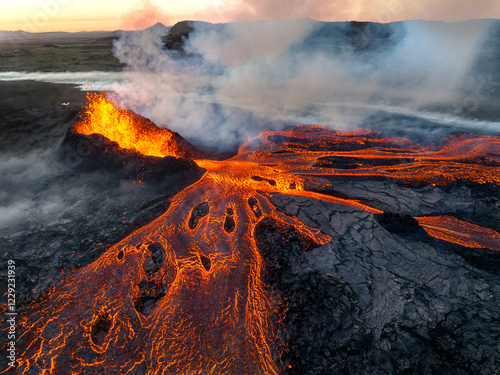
[195,0,500,23]
[111,18,498,148]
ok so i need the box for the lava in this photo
[416,215,500,251]
[11,167,331,375]
[73,93,199,159]
[4,93,500,374]
[235,126,500,186]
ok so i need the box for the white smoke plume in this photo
[111,18,498,149]
[196,0,500,23]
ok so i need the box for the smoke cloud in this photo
[121,0,170,30]
[111,18,499,149]
[198,0,500,23]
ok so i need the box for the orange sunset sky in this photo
[1,0,500,33]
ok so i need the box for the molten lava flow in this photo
[235,126,500,186]
[6,97,500,374]
[13,171,331,375]
[416,216,500,251]
[73,93,186,158]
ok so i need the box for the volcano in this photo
[2,93,500,374]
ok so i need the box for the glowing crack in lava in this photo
[8,93,500,374]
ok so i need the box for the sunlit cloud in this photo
[195,0,500,24]
[1,0,499,32]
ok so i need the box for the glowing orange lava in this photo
[416,216,500,251]
[11,162,331,375]
[234,126,500,186]
[73,93,186,158]
[5,94,500,374]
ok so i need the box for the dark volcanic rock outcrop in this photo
[0,102,206,305]
[162,20,217,54]
[162,20,194,51]
[58,125,205,189]
[258,193,500,375]
[162,19,406,57]
[2,124,206,303]
[346,21,405,52]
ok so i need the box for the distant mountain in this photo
[117,22,171,41]
[144,22,170,35]
[0,23,171,45]
[0,22,172,41]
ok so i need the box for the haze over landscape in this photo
[1,17,500,147]
[2,0,500,32]
[1,1,500,374]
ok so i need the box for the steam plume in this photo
[121,0,170,30]
[112,18,498,148]
[198,0,500,23]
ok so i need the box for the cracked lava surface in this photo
[4,94,500,374]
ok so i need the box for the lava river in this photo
[4,94,500,374]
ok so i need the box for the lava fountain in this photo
[4,93,500,374]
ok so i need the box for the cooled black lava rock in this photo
[162,20,212,54]
[90,312,112,346]
[248,197,263,218]
[252,175,277,186]
[374,211,430,241]
[223,215,235,233]
[347,21,405,52]
[313,155,415,169]
[162,19,407,57]
[162,20,194,51]
[1,115,206,305]
[256,193,500,375]
[188,201,209,230]
[58,126,205,190]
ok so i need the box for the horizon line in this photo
[1,17,499,35]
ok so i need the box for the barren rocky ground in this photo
[1,23,500,374]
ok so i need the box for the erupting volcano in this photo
[73,94,202,160]
[3,93,500,374]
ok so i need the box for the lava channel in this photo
[5,93,500,374]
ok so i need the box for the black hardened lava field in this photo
[1,18,500,375]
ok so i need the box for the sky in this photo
[1,0,500,32]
